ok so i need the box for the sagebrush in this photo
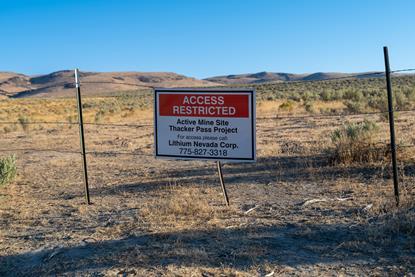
[329,119,388,164]
[0,155,17,186]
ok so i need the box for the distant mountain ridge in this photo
[0,70,220,98]
[204,71,383,84]
[0,70,388,98]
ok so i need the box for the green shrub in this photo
[288,92,302,102]
[304,101,316,113]
[343,90,363,102]
[344,100,366,114]
[67,115,77,129]
[82,102,94,109]
[329,119,388,164]
[94,109,106,123]
[321,89,343,101]
[301,91,318,102]
[367,94,387,111]
[0,155,17,186]
[395,90,411,110]
[18,115,30,132]
[279,100,295,112]
[403,88,415,101]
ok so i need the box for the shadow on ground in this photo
[1,221,410,275]
[88,155,414,198]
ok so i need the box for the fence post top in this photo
[74,68,80,88]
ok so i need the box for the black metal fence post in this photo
[74,68,91,205]
[216,161,229,206]
[383,46,400,206]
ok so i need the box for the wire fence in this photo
[1,65,415,207]
[1,67,415,157]
[0,109,414,126]
[0,44,413,209]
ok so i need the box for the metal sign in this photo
[154,88,256,162]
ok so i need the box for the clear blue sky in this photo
[1,0,414,78]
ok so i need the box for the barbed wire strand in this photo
[0,148,80,154]
[86,151,153,157]
[257,108,415,121]
[391,68,415,73]
[280,71,385,84]
[80,81,153,89]
[0,148,154,156]
[2,143,414,157]
[10,82,75,97]
[3,108,415,126]
[83,122,152,127]
[0,121,153,127]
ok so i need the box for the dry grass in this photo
[140,185,232,232]
[0,96,153,131]
[0,96,414,275]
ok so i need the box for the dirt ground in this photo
[0,100,414,276]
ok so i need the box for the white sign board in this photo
[154,89,256,162]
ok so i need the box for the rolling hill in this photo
[0,70,390,98]
[0,70,220,98]
[204,71,383,84]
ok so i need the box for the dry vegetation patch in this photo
[139,185,232,231]
[328,119,390,164]
[1,81,415,275]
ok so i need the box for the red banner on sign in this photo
[158,94,249,118]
